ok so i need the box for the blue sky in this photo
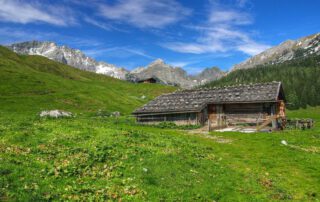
[0,0,319,74]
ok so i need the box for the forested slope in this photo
[204,55,320,109]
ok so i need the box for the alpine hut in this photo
[132,82,286,131]
[137,76,161,84]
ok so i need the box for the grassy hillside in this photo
[204,55,320,109]
[0,46,319,201]
[0,46,175,115]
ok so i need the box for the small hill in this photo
[204,54,320,109]
[0,46,176,115]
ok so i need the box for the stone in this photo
[110,111,121,117]
[40,110,72,118]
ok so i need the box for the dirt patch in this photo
[187,131,233,144]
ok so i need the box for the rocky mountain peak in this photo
[130,61,224,88]
[150,58,165,65]
[231,32,320,71]
[7,41,129,80]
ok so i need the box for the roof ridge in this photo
[196,81,281,91]
[133,81,283,115]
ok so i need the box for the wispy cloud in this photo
[0,27,57,44]
[83,17,113,31]
[236,0,250,8]
[0,0,76,26]
[83,46,156,60]
[83,16,128,33]
[209,10,252,25]
[163,1,270,56]
[0,27,102,49]
[168,61,192,68]
[97,0,191,28]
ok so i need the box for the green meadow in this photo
[0,46,319,201]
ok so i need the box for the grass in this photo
[0,46,319,201]
[0,46,175,114]
[1,109,319,201]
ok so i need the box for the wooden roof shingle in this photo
[133,81,283,115]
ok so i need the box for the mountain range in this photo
[6,32,320,88]
[7,41,224,88]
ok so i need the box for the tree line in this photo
[204,55,320,109]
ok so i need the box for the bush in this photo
[155,122,201,130]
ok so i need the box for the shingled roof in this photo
[133,81,284,115]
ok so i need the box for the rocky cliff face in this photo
[231,33,320,71]
[191,67,226,85]
[7,41,129,79]
[131,59,224,88]
[131,59,196,88]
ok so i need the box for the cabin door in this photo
[208,104,217,130]
[208,104,226,130]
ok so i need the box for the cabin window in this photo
[138,113,197,122]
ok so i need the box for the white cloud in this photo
[164,42,225,54]
[0,27,57,44]
[209,10,252,25]
[0,0,75,26]
[97,0,191,28]
[83,16,128,33]
[83,17,114,31]
[163,1,270,56]
[237,41,270,55]
[0,27,102,49]
[168,61,192,68]
[236,0,249,8]
[84,46,156,60]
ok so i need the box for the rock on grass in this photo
[40,110,72,118]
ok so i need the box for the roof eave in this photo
[133,99,279,115]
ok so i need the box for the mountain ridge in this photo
[7,41,225,88]
[7,41,129,80]
[231,32,320,71]
[7,32,319,89]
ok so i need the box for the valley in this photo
[0,46,319,201]
[1,0,320,201]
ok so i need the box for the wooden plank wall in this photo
[224,103,266,126]
[136,112,199,125]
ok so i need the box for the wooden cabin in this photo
[132,82,286,131]
[137,77,158,84]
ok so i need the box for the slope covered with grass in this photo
[0,46,175,115]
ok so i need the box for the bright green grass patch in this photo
[0,111,319,201]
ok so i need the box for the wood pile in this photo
[286,119,314,129]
